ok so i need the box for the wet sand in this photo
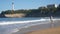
[26,27,60,34]
[13,20,60,34]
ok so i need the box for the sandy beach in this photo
[13,20,60,34]
[25,20,60,34]
[26,27,60,34]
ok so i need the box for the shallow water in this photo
[0,17,60,34]
[0,18,46,34]
[0,18,41,21]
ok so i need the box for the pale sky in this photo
[0,0,60,13]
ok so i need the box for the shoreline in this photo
[13,20,60,34]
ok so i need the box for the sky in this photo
[0,0,60,13]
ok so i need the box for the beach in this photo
[13,20,60,34]
[25,27,60,34]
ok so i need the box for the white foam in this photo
[0,19,46,25]
[1,18,60,25]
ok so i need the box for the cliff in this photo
[5,13,26,18]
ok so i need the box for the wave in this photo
[0,19,47,25]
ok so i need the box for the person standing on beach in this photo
[50,16,54,28]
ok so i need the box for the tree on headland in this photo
[0,4,60,17]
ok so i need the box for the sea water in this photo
[0,17,48,34]
[0,17,59,34]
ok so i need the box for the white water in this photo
[0,19,60,25]
[0,18,60,34]
[0,19,48,34]
[0,18,60,25]
[0,19,47,25]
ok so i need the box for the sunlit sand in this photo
[25,27,60,34]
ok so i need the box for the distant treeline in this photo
[0,4,60,17]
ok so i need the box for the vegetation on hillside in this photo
[0,4,60,17]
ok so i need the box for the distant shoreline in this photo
[0,13,60,18]
[0,4,60,18]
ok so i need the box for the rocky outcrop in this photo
[0,14,6,18]
[5,13,26,18]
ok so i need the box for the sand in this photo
[26,27,60,34]
[12,20,60,34]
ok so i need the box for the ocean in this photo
[0,18,42,22]
[0,17,60,34]
[0,17,48,34]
